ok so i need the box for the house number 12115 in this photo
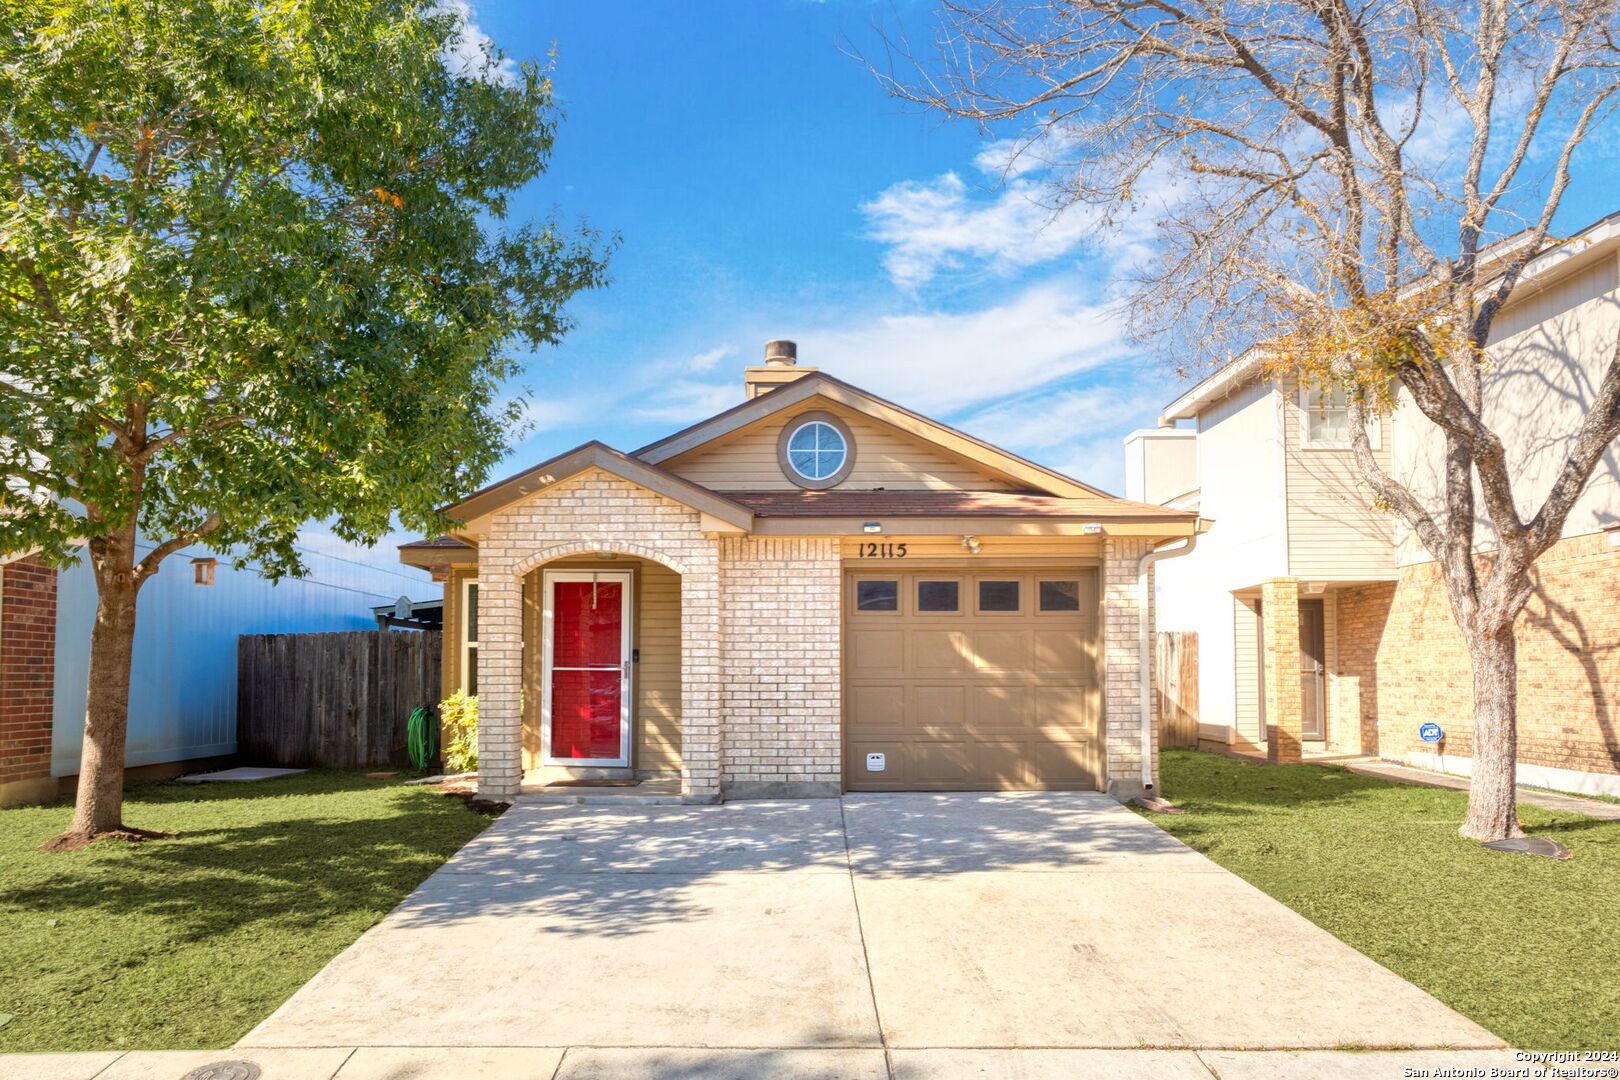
[858,542,908,558]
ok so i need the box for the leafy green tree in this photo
[0,0,611,848]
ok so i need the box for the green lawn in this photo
[0,771,490,1053]
[1145,749,1620,1051]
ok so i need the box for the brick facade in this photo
[718,536,842,796]
[1337,532,1620,778]
[474,470,722,801]
[469,471,1159,801]
[1,557,57,804]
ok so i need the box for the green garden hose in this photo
[407,706,438,771]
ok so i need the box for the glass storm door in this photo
[541,571,632,767]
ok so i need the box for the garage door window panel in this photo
[977,579,1022,613]
[854,578,900,613]
[917,579,962,613]
[1039,580,1082,612]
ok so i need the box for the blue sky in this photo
[308,1,1618,580]
[455,0,1162,492]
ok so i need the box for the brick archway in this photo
[512,541,692,580]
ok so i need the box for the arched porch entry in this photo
[476,539,720,802]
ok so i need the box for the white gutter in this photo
[1136,532,1202,793]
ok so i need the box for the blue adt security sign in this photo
[1419,722,1445,743]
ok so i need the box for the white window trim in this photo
[461,578,479,695]
[1297,386,1382,450]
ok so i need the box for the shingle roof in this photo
[724,490,1193,520]
[399,536,473,550]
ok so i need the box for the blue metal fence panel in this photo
[51,540,438,776]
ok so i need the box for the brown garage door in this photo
[843,568,1102,791]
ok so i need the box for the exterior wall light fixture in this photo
[961,535,981,554]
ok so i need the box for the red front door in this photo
[543,572,631,765]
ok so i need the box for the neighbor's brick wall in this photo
[1103,537,1153,789]
[1337,532,1620,777]
[1,557,57,786]
[718,536,842,792]
[475,470,722,800]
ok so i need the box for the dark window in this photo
[917,580,960,612]
[978,580,1020,612]
[856,580,899,611]
[466,649,478,696]
[1040,580,1082,611]
[466,583,479,643]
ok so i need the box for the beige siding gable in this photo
[1280,376,1397,581]
[660,397,1022,492]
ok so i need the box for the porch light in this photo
[1081,522,1104,535]
[961,535,981,555]
[862,522,882,534]
[191,557,218,586]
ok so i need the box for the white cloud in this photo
[513,393,604,434]
[631,379,741,425]
[957,379,1176,493]
[799,278,1131,415]
[435,0,519,86]
[861,173,1098,290]
[687,345,736,372]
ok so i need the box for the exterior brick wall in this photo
[718,536,842,795]
[1337,532,1620,777]
[1261,577,1304,763]
[474,470,722,801]
[1102,537,1152,792]
[1,557,57,787]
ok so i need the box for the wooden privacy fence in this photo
[1155,631,1199,749]
[238,630,442,768]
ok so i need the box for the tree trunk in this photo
[1459,623,1524,843]
[41,526,163,850]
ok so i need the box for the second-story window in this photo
[1300,386,1380,449]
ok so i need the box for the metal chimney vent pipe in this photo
[764,340,798,367]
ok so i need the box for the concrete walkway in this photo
[1,1046,1540,1079]
[1344,760,1620,820]
[3,793,1511,1079]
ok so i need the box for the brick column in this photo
[1,557,59,807]
[679,540,723,802]
[1262,576,1304,763]
[475,556,523,801]
[1102,537,1150,798]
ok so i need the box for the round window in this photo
[786,420,847,481]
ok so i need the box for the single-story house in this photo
[400,342,1202,802]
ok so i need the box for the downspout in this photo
[1136,530,1201,793]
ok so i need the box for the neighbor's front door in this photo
[541,571,633,767]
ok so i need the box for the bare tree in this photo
[870,0,1620,842]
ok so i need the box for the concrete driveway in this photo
[242,792,1504,1062]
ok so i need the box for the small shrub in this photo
[440,692,477,774]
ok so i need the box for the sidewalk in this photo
[0,1046,1545,1079]
[1343,759,1620,820]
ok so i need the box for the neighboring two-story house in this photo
[401,344,1199,803]
[1128,213,1620,798]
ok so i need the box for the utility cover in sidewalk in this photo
[180,1061,261,1080]
[1482,835,1572,859]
